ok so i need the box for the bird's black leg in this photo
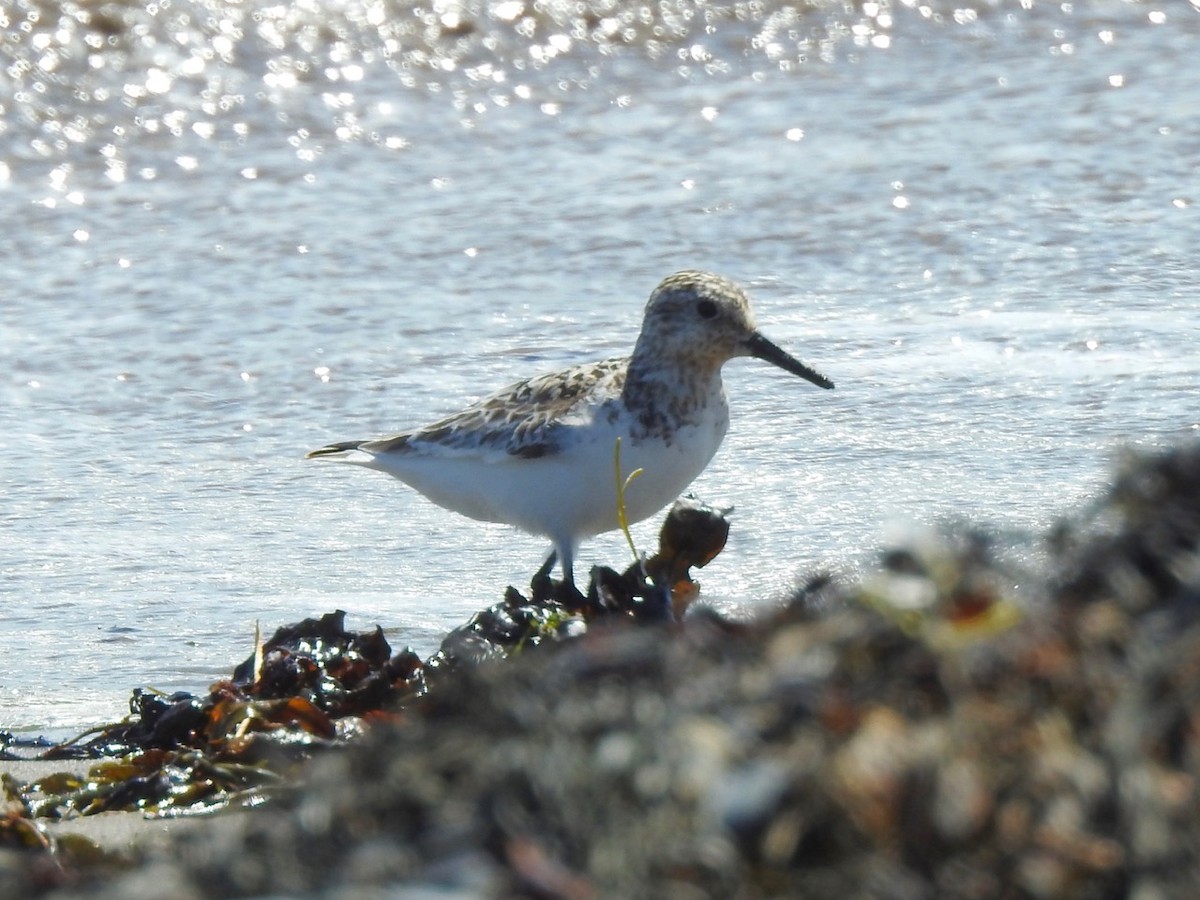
[530,549,588,611]
[556,557,589,612]
[531,550,557,601]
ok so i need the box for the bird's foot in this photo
[529,557,589,611]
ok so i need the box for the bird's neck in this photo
[621,354,726,441]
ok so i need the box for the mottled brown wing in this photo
[361,358,627,461]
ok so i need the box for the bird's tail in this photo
[305,440,367,460]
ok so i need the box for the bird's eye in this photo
[696,299,718,319]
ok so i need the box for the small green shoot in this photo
[614,436,645,564]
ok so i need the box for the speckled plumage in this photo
[367,357,630,461]
[307,271,834,584]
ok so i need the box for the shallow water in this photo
[2,0,1198,733]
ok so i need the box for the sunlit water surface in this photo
[2,0,1197,733]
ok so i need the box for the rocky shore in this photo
[4,442,1200,898]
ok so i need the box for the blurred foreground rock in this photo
[6,442,1200,898]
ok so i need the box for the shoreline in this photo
[4,442,1200,897]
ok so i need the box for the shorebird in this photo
[307,271,834,586]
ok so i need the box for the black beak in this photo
[746,332,834,390]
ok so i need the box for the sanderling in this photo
[307,271,834,586]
